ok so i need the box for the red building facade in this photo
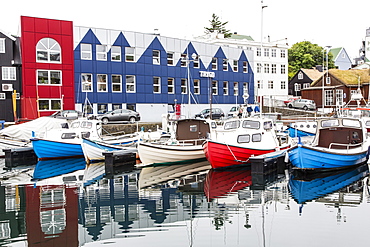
[20,16,75,119]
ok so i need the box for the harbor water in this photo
[0,158,369,247]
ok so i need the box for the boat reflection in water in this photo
[289,163,369,215]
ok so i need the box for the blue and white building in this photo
[73,27,256,122]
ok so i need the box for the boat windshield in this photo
[81,121,93,129]
[242,120,260,129]
[342,119,360,128]
[224,120,240,130]
[263,121,273,130]
[70,121,80,128]
[321,119,339,128]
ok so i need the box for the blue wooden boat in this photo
[288,117,370,170]
[289,164,368,204]
[33,157,86,180]
[287,126,315,138]
[31,138,84,160]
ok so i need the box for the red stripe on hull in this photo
[203,140,286,169]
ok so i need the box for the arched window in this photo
[36,38,61,63]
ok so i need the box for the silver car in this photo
[287,99,316,110]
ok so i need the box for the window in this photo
[257,63,262,73]
[271,49,276,57]
[252,133,262,142]
[264,48,269,57]
[256,48,261,56]
[326,77,331,84]
[233,82,238,96]
[2,67,16,80]
[37,70,61,85]
[257,80,262,89]
[194,79,200,94]
[193,55,200,68]
[233,60,238,72]
[336,89,343,106]
[237,134,250,143]
[97,104,108,114]
[153,50,160,65]
[167,52,174,65]
[268,81,273,89]
[281,65,286,74]
[113,104,122,110]
[325,90,334,106]
[111,46,121,61]
[212,80,218,95]
[96,45,107,61]
[0,93,5,99]
[243,83,249,97]
[264,64,270,73]
[303,83,310,89]
[112,75,122,92]
[36,38,61,63]
[168,78,174,94]
[271,64,276,74]
[153,76,161,93]
[242,120,260,129]
[298,71,303,79]
[126,75,135,92]
[181,54,187,67]
[181,78,187,94]
[211,57,217,70]
[281,81,286,89]
[125,47,135,62]
[81,74,92,92]
[223,81,228,95]
[240,62,248,74]
[81,44,92,60]
[0,38,4,53]
[294,83,301,92]
[97,74,107,92]
[280,49,286,58]
[223,59,228,71]
[38,99,61,111]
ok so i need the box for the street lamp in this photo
[322,46,331,113]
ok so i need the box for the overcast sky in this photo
[1,0,369,60]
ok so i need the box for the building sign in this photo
[199,71,215,78]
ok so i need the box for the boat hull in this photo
[288,145,369,170]
[203,140,289,169]
[137,142,206,166]
[31,138,84,160]
[287,127,315,138]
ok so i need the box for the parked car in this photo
[284,97,300,106]
[287,99,316,110]
[50,110,83,119]
[195,108,225,120]
[97,109,140,124]
[228,106,239,117]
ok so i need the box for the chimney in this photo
[315,65,323,72]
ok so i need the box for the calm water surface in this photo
[0,158,369,247]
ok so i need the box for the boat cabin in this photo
[175,119,210,145]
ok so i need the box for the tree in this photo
[288,41,335,80]
[204,13,232,38]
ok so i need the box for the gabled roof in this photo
[312,69,370,86]
[301,68,324,81]
[329,47,342,60]
[0,29,16,41]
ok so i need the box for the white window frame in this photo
[243,61,248,73]
[211,57,217,70]
[271,49,276,57]
[180,54,187,67]
[257,63,262,73]
[268,80,273,89]
[271,64,276,74]
[0,93,5,99]
[81,73,92,92]
[256,48,261,56]
[325,90,334,106]
[212,80,218,95]
[257,80,263,89]
[97,74,107,92]
[38,98,62,111]
[298,71,303,79]
[111,46,121,61]
[193,55,200,68]
[223,59,228,71]
[96,45,107,61]
[81,44,92,60]
[153,50,160,65]
[281,65,286,74]
[294,83,301,92]
[37,70,61,85]
[336,89,344,106]
[233,82,238,96]
[36,38,61,63]
[2,67,16,80]
[281,81,286,89]
[264,64,269,73]
[126,75,136,93]
[303,83,310,89]
[125,47,135,62]
[112,74,122,92]
[264,48,269,57]
[168,77,174,94]
[181,78,187,94]
[153,76,161,93]
[223,81,228,95]
[194,79,200,94]
[0,38,5,53]
[280,49,286,58]
[233,60,238,72]
[243,83,249,96]
[167,52,174,66]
